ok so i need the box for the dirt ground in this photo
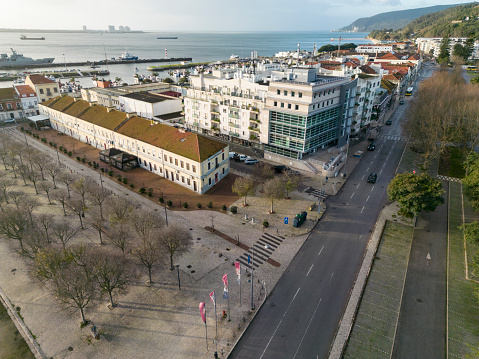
[30,128,240,211]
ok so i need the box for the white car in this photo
[229,152,238,159]
[244,157,258,165]
[237,155,247,162]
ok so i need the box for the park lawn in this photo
[438,146,467,179]
[0,303,34,359]
[344,221,413,359]
[448,182,479,358]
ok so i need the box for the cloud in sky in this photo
[3,0,471,31]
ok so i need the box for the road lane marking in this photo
[366,167,370,172]
[361,206,364,213]
[350,193,355,199]
[292,298,323,359]
[356,183,360,189]
[361,175,365,180]
[379,169,383,174]
[306,264,314,277]
[328,273,334,284]
[366,195,370,202]
[318,246,324,256]
[371,186,374,192]
[260,287,301,359]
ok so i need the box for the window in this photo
[54,88,58,93]
[192,165,196,172]
[331,99,334,104]
[208,162,211,170]
[16,103,20,109]
[274,101,277,106]
[40,89,44,94]
[154,164,157,170]
[209,178,212,185]
[175,159,178,166]
[284,90,287,96]
[313,105,315,110]
[187,178,190,185]
[142,146,145,153]
[182,176,185,183]
[222,168,225,174]
[295,105,299,110]
[314,92,317,98]
[281,103,284,108]
[222,153,225,161]
[291,91,295,97]
[176,173,179,180]
[180,161,184,168]
[164,154,167,161]
[277,89,280,95]
[160,167,162,173]
[0,105,3,110]
[186,163,190,170]
[288,104,291,109]
[298,92,302,98]
[169,156,173,163]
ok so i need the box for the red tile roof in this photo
[359,65,377,74]
[161,91,181,98]
[378,52,402,60]
[27,74,55,85]
[15,85,36,97]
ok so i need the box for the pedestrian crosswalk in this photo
[305,186,328,201]
[377,134,407,141]
[2,127,15,133]
[237,233,284,270]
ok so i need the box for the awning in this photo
[27,115,50,123]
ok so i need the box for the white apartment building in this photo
[118,91,182,120]
[356,44,394,53]
[416,37,479,59]
[39,95,229,194]
[351,74,382,134]
[14,85,38,117]
[184,74,268,146]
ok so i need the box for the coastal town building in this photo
[0,88,23,122]
[416,37,479,59]
[356,44,394,53]
[118,91,182,121]
[25,74,60,103]
[39,96,229,194]
[351,73,382,134]
[14,85,38,117]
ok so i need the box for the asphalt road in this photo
[391,182,448,359]
[230,94,410,359]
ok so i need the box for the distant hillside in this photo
[338,4,461,32]
[369,2,479,40]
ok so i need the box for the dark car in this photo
[367,173,378,183]
[385,120,392,125]
[410,146,424,154]
[367,143,376,151]
[399,99,405,105]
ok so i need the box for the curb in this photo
[0,287,47,359]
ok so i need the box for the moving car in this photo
[367,173,378,183]
[367,143,376,151]
[244,157,259,165]
[399,99,405,105]
[385,120,392,125]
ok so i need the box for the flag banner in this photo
[199,302,206,323]
[209,291,216,309]
[235,262,241,283]
[222,274,229,299]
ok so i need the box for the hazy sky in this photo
[2,0,472,31]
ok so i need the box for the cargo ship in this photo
[157,36,178,39]
[0,48,54,68]
[20,35,45,40]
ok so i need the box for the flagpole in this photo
[205,306,208,352]
[214,296,217,338]
[240,270,242,307]
[227,291,230,322]
[251,246,254,310]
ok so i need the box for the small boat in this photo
[157,36,178,39]
[20,35,45,40]
[119,49,138,61]
[230,54,239,60]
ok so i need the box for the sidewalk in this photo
[0,128,311,359]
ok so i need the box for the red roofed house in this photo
[25,74,60,103]
[14,84,38,117]
[0,88,22,122]
[39,96,230,194]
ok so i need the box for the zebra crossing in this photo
[437,175,462,183]
[2,127,15,133]
[305,186,328,201]
[377,134,407,141]
[237,233,284,270]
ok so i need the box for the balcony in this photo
[211,118,220,123]
[211,110,220,114]
[248,126,259,132]
[192,114,198,119]
[229,122,240,128]
[210,100,218,104]
[229,131,240,137]
[249,118,260,123]
[228,113,239,119]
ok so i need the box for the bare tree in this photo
[131,208,164,241]
[88,186,111,221]
[38,180,54,204]
[253,162,274,192]
[89,250,130,307]
[26,167,42,194]
[89,207,107,245]
[131,235,164,284]
[24,225,49,258]
[20,196,41,225]
[0,173,15,204]
[58,171,74,198]
[0,207,30,253]
[52,188,68,216]
[16,163,29,186]
[283,172,302,199]
[45,161,62,189]
[72,177,95,210]
[107,196,135,224]
[66,195,86,229]
[30,152,51,180]
[232,176,255,206]
[6,156,18,178]
[37,213,55,244]
[105,223,132,257]
[0,135,10,170]
[8,191,26,210]
[51,220,79,249]
[264,177,285,214]
[159,225,193,270]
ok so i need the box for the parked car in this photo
[236,154,247,162]
[229,152,238,159]
[385,120,392,125]
[367,172,378,183]
[286,169,301,175]
[244,157,259,165]
[367,143,376,151]
[399,99,405,105]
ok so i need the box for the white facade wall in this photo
[356,45,394,53]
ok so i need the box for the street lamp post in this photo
[176,265,181,290]
[160,185,170,226]
[251,246,255,310]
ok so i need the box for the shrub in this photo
[100,168,104,172]
[68,151,72,157]
[20,127,24,132]
[221,204,227,210]
[262,220,269,228]
[49,142,54,147]
[117,175,122,181]
[122,177,128,184]
[183,202,188,208]
[59,146,63,151]
[197,203,202,208]
[53,144,57,149]
[76,156,81,161]
[63,148,67,154]
[159,197,164,203]
[87,162,92,167]
[147,192,152,197]
[129,183,134,188]
[81,158,86,163]
[207,201,213,208]
[167,200,173,207]
[108,170,113,176]
[230,206,237,214]
[139,187,146,194]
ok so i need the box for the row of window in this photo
[277,89,303,98]
[0,102,21,110]
[276,88,336,98]
[39,88,58,95]
[274,101,300,111]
